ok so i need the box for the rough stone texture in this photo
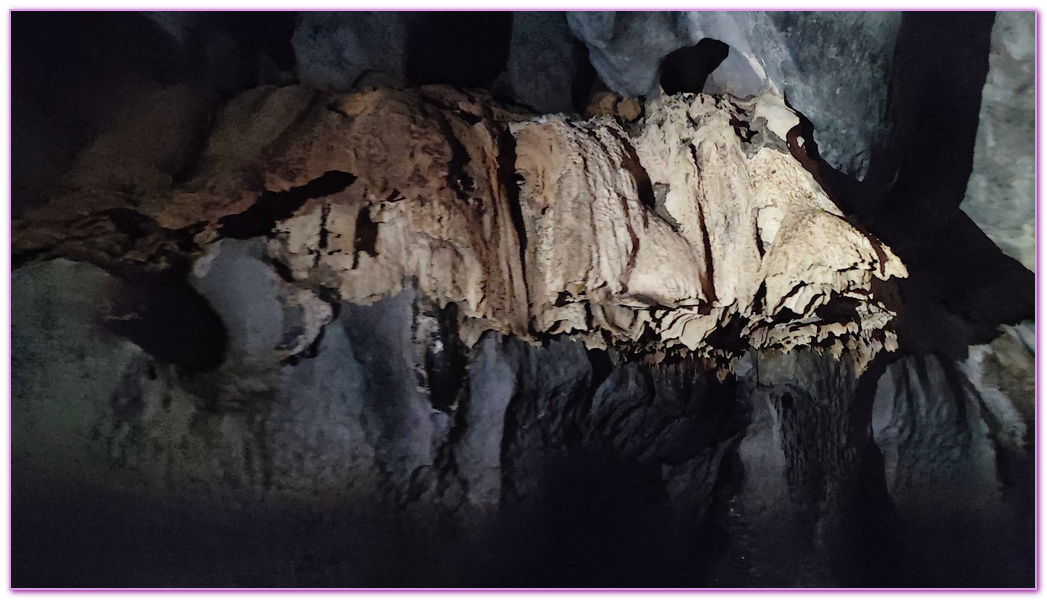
[453,333,519,508]
[971,322,1035,427]
[10,14,1036,587]
[254,87,531,345]
[12,260,147,487]
[566,11,902,179]
[715,349,875,587]
[191,239,333,364]
[871,327,1035,586]
[566,11,684,98]
[292,12,406,90]
[12,254,452,515]
[874,354,1003,516]
[13,243,870,587]
[960,11,1035,272]
[15,85,905,373]
[506,11,578,114]
[8,81,913,586]
[12,254,745,586]
[10,271,1030,581]
[709,327,1036,587]
[252,88,904,366]
[14,252,1028,586]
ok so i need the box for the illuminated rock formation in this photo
[15,86,904,374]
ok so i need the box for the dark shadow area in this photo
[102,270,228,373]
[209,12,298,71]
[496,126,531,281]
[788,11,1035,588]
[11,11,298,217]
[11,454,710,588]
[11,477,403,588]
[473,453,699,588]
[218,170,357,239]
[421,301,470,413]
[11,12,188,216]
[799,12,1033,361]
[404,12,513,89]
[571,38,601,114]
[832,354,909,587]
[660,38,730,95]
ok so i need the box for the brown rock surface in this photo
[13,85,907,371]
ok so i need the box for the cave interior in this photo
[8,10,1038,589]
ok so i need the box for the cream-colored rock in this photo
[501,93,904,370]
[15,85,907,373]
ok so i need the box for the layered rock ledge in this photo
[14,85,906,373]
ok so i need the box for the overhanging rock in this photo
[14,85,907,374]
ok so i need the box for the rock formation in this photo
[961,11,1036,271]
[14,85,906,375]
[566,11,902,179]
[10,11,1035,589]
[292,11,406,90]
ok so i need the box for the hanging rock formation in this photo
[14,85,906,374]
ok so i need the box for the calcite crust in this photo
[14,85,907,372]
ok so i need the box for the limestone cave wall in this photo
[9,10,1035,588]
